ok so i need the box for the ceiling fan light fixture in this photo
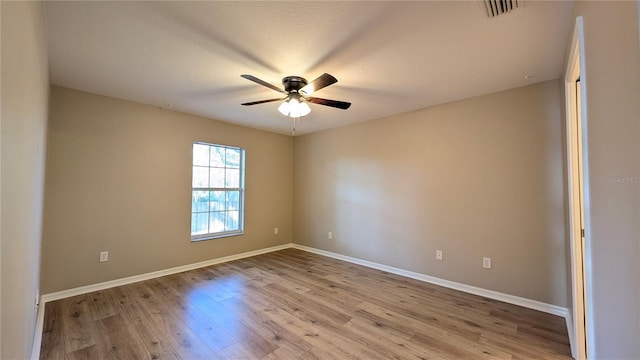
[241,73,350,122]
[277,101,290,116]
[278,96,311,118]
[291,100,311,118]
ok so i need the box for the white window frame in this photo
[190,142,245,241]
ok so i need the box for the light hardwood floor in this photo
[40,248,572,359]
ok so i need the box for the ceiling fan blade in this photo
[306,97,351,110]
[300,73,337,95]
[241,75,287,94]
[241,98,285,106]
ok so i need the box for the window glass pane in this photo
[210,212,225,233]
[225,211,239,231]
[209,167,225,188]
[192,166,209,188]
[192,191,209,212]
[191,212,209,235]
[210,146,225,167]
[226,191,239,210]
[193,144,210,166]
[225,148,241,168]
[210,191,226,211]
[192,143,244,239]
[225,168,240,188]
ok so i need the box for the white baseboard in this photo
[291,244,570,318]
[40,243,291,303]
[33,242,573,360]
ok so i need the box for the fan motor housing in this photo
[282,76,307,92]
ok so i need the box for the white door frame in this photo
[564,16,593,360]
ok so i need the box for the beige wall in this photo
[294,80,568,307]
[569,1,640,358]
[1,1,50,358]
[42,87,293,293]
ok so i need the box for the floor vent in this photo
[482,0,519,18]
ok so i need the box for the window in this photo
[191,142,245,241]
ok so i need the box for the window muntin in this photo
[191,142,244,241]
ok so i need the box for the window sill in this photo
[191,231,244,242]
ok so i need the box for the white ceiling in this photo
[45,1,574,136]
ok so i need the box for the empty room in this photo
[2,1,639,359]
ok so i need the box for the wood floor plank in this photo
[215,343,255,360]
[92,313,149,359]
[65,344,100,360]
[163,294,236,353]
[105,285,181,359]
[124,282,221,359]
[344,315,443,360]
[86,290,117,322]
[211,298,280,358]
[40,248,571,359]
[39,300,65,360]
[60,295,97,354]
[129,316,181,360]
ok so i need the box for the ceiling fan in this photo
[240,73,351,118]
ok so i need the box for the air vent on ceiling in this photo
[482,0,519,18]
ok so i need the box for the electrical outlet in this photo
[483,257,492,269]
[328,231,333,240]
[99,251,109,263]
[274,227,279,235]
[435,250,443,261]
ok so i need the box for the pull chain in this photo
[292,117,300,136]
